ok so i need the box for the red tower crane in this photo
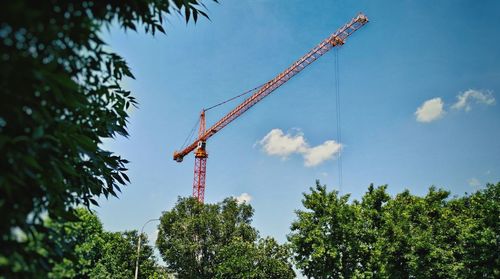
[173,13,369,203]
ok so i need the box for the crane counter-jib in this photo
[173,13,368,163]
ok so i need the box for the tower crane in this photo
[173,13,368,203]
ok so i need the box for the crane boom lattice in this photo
[173,13,369,203]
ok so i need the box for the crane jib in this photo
[173,13,368,163]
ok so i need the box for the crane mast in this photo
[174,13,369,203]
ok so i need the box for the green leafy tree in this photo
[88,231,159,279]
[48,208,166,279]
[288,181,363,279]
[253,237,296,279]
[48,208,106,278]
[0,0,216,276]
[289,181,500,279]
[458,183,500,278]
[354,184,390,278]
[215,237,295,279]
[156,197,295,279]
[380,188,462,278]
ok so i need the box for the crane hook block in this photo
[331,36,344,46]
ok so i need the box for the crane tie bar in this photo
[204,82,267,112]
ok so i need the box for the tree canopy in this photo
[288,181,500,279]
[47,208,167,279]
[0,0,215,276]
[156,197,295,279]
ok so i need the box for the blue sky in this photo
[97,0,500,248]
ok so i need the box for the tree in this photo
[156,197,295,279]
[48,208,166,279]
[458,182,500,278]
[354,184,390,278]
[214,237,295,279]
[48,208,106,278]
[380,188,462,278]
[0,0,216,276]
[289,181,500,279]
[288,180,363,279]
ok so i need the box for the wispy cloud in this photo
[415,89,495,123]
[258,129,341,167]
[467,177,481,187]
[415,97,445,123]
[451,89,495,111]
[235,193,252,204]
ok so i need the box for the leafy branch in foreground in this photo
[0,0,216,276]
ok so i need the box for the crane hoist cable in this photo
[173,13,369,203]
[334,48,343,193]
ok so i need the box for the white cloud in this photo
[415,97,445,123]
[414,89,495,123]
[258,129,307,157]
[303,141,342,167]
[235,193,252,204]
[468,178,481,187]
[451,89,495,111]
[258,129,342,167]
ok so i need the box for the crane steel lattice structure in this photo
[174,13,369,203]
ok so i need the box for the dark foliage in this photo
[0,0,216,276]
